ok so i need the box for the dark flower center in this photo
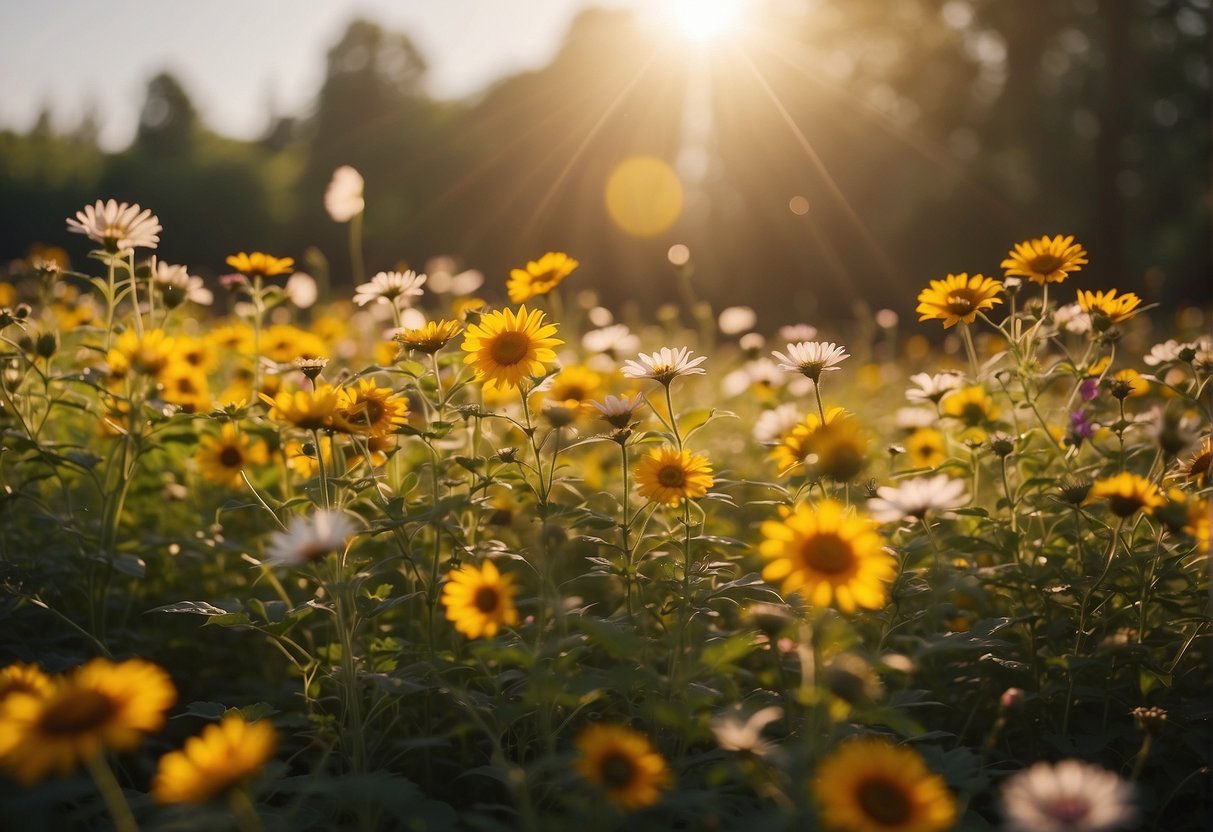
[473,586,500,613]
[489,332,531,366]
[1108,494,1145,517]
[219,446,244,468]
[1048,797,1091,824]
[801,533,855,575]
[856,777,912,825]
[945,292,975,315]
[40,690,115,736]
[600,751,637,789]
[657,464,687,488]
[1029,253,1064,275]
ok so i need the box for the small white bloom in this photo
[770,341,849,381]
[753,403,801,445]
[1054,302,1092,334]
[722,358,783,398]
[895,407,938,430]
[867,474,969,522]
[621,346,707,385]
[285,272,318,309]
[266,511,358,566]
[1143,339,1185,366]
[778,323,818,343]
[905,371,964,403]
[739,332,766,352]
[353,270,426,308]
[718,305,757,335]
[1001,759,1137,832]
[592,393,645,428]
[152,262,212,306]
[324,165,364,222]
[710,705,783,758]
[582,324,639,357]
[67,199,161,251]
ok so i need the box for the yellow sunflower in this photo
[260,386,342,431]
[771,408,858,476]
[0,663,51,703]
[1090,472,1165,517]
[940,386,999,426]
[336,378,409,436]
[206,321,255,354]
[634,446,714,506]
[1077,289,1142,325]
[1001,234,1087,284]
[461,305,563,393]
[905,428,946,469]
[395,319,463,354]
[759,500,894,614]
[812,737,956,832]
[260,324,328,364]
[153,714,277,804]
[915,273,1003,328]
[507,251,579,304]
[109,328,177,379]
[225,251,295,278]
[0,658,176,785]
[159,362,211,414]
[195,423,270,489]
[441,560,520,639]
[1178,436,1211,484]
[574,723,672,811]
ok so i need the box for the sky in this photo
[0,0,646,150]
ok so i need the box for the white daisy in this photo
[66,199,161,252]
[753,403,801,446]
[266,511,358,566]
[324,165,365,222]
[285,272,318,309]
[621,346,706,385]
[1143,339,1185,367]
[592,393,645,429]
[867,474,969,522]
[905,371,964,403]
[895,407,938,430]
[353,270,426,308]
[582,324,639,358]
[777,323,818,343]
[710,705,783,758]
[770,341,849,382]
[722,358,783,398]
[718,305,757,335]
[152,262,212,307]
[1053,302,1092,335]
[1001,759,1137,832]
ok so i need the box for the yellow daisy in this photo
[905,428,946,469]
[207,321,255,354]
[109,328,177,379]
[260,386,343,432]
[0,658,176,785]
[260,324,328,364]
[574,724,672,811]
[1110,368,1149,398]
[759,500,894,614]
[336,378,409,436]
[0,663,51,703]
[507,251,579,304]
[441,560,520,639]
[395,319,463,354]
[225,251,295,278]
[770,407,849,475]
[153,714,277,804]
[461,305,563,394]
[1077,289,1142,325]
[812,737,956,832]
[159,363,211,414]
[1090,472,1165,517]
[1178,436,1211,485]
[195,423,270,489]
[634,446,714,506]
[1001,234,1087,284]
[940,386,999,426]
[915,273,1003,328]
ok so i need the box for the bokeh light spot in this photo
[606,156,684,238]
[667,243,691,266]
[789,195,810,215]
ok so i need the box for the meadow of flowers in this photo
[0,174,1209,831]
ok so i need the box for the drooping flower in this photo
[1001,759,1137,832]
[441,560,519,639]
[811,737,956,832]
[395,319,462,354]
[507,251,579,304]
[265,510,357,566]
[66,199,162,252]
[905,371,964,404]
[1077,289,1142,326]
[593,393,646,430]
[1090,472,1165,517]
[759,499,894,613]
[634,446,714,505]
[574,724,672,811]
[1001,234,1088,284]
[324,165,365,222]
[153,714,278,804]
[461,306,563,394]
[770,341,850,382]
[915,273,1004,328]
[867,475,969,523]
[153,262,213,307]
[225,252,295,279]
[0,658,176,785]
[194,423,269,489]
[621,347,707,386]
[353,270,427,308]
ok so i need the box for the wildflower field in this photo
[0,189,1210,831]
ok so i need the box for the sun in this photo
[664,0,748,42]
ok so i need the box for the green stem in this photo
[228,787,266,832]
[85,754,139,832]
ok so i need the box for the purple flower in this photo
[1069,409,1095,439]
[1079,377,1099,402]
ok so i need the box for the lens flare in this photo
[605,156,683,238]
[664,0,748,42]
